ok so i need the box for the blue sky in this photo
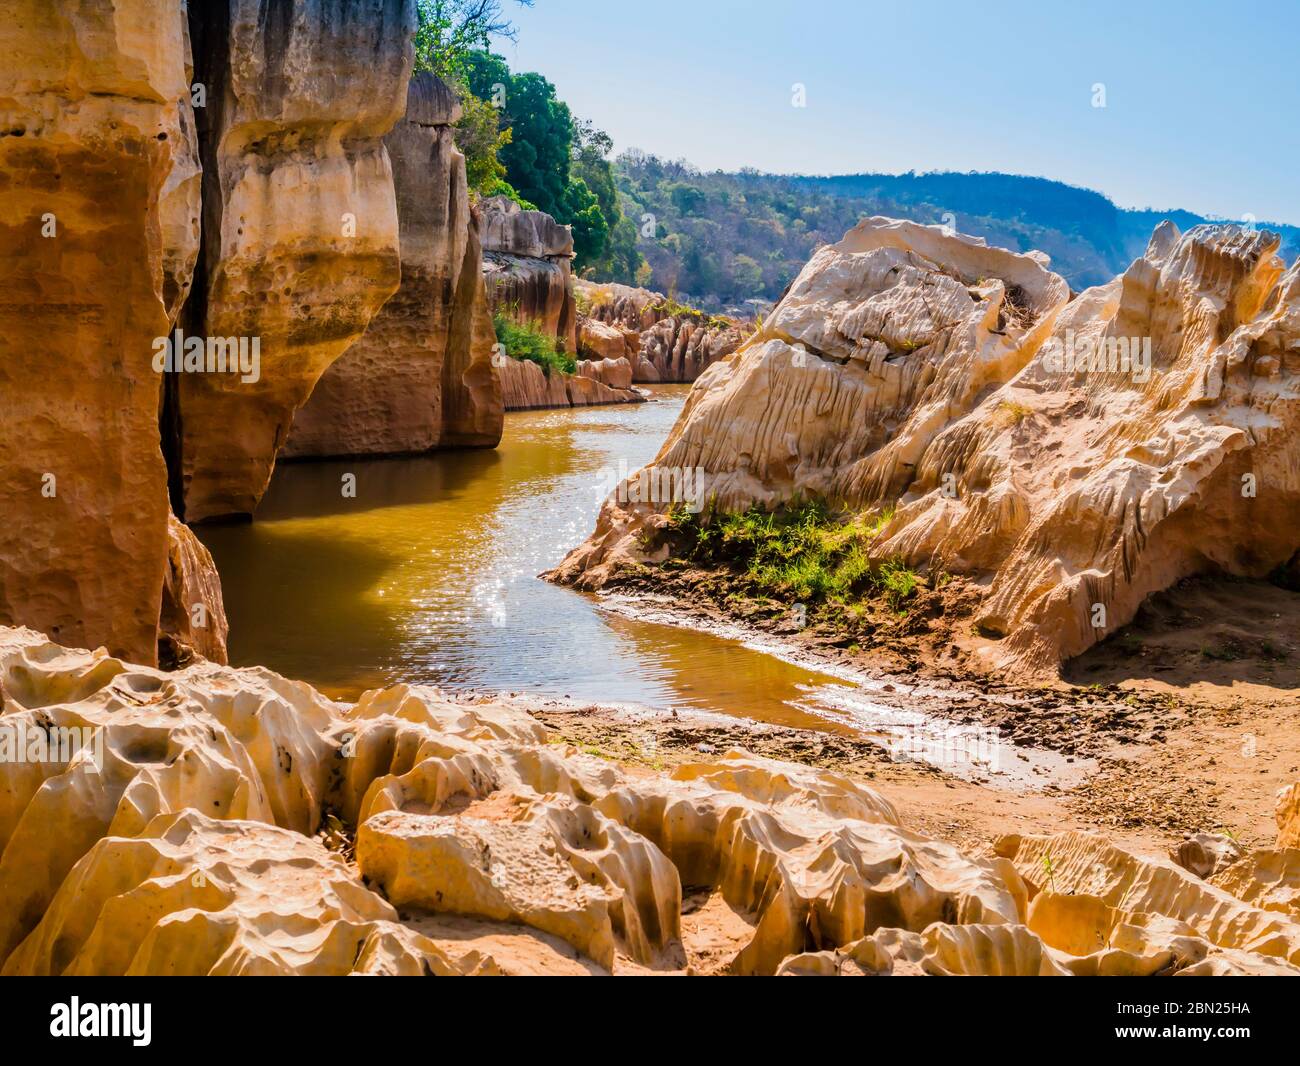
[500,0,1299,223]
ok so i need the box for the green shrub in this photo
[492,312,576,375]
[670,500,920,611]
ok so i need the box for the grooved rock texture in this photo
[159,514,229,664]
[282,72,502,459]
[497,358,643,411]
[998,830,1300,971]
[578,356,635,392]
[5,624,1300,977]
[638,314,748,383]
[577,317,639,362]
[1278,782,1300,849]
[554,216,1300,675]
[576,279,670,332]
[481,196,578,353]
[0,0,189,665]
[575,279,751,383]
[175,0,416,521]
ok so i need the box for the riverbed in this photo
[201,385,1078,786]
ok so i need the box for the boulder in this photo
[578,316,639,361]
[578,356,635,392]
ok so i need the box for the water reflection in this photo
[200,387,854,730]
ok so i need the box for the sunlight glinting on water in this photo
[199,387,859,733]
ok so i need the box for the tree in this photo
[412,0,534,82]
[412,3,535,203]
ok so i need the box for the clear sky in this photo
[499,0,1299,224]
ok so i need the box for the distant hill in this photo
[607,155,1299,311]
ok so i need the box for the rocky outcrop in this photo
[481,197,578,353]
[576,279,670,333]
[498,359,643,411]
[0,0,189,665]
[578,316,640,362]
[578,356,635,392]
[1279,782,1300,850]
[555,216,1300,676]
[575,279,750,383]
[7,622,1300,977]
[638,314,748,383]
[282,72,502,459]
[173,0,416,521]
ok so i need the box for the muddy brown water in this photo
[201,385,1077,787]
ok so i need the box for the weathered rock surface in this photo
[497,358,643,412]
[481,196,578,353]
[575,279,750,383]
[576,279,670,333]
[283,72,502,459]
[159,514,229,664]
[16,624,1295,976]
[578,356,635,392]
[0,0,189,665]
[638,314,748,383]
[998,830,1300,972]
[174,0,416,521]
[1278,781,1300,849]
[555,216,1300,676]
[578,317,639,362]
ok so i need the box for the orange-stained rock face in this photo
[283,73,502,459]
[174,0,416,521]
[554,216,1300,676]
[497,358,643,411]
[0,0,189,665]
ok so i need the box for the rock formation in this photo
[576,279,671,333]
[4,623,1300,977]
[637,314,748,383]
[577,316,640,362]
[0,0,194,666]
[172,0,416,521]
[574,280,750,383]
[282,72,502,459]
[497,359,643,411]
[554,216,1300,676]
[481,196,579,354]
[579,356,635,392]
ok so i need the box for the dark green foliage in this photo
[492,312,576,375]
[614,156,1300,305]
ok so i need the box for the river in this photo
[200,385,1069,783]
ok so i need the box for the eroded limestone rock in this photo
[282,72,502,459]
[8,624,1298,977]
[481,196,578,353]
[554,216,1300,676]
[497,358,642,411]
[174,0,416,521]
[0,0,190,665]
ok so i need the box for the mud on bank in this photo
[541,563,1300,856]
